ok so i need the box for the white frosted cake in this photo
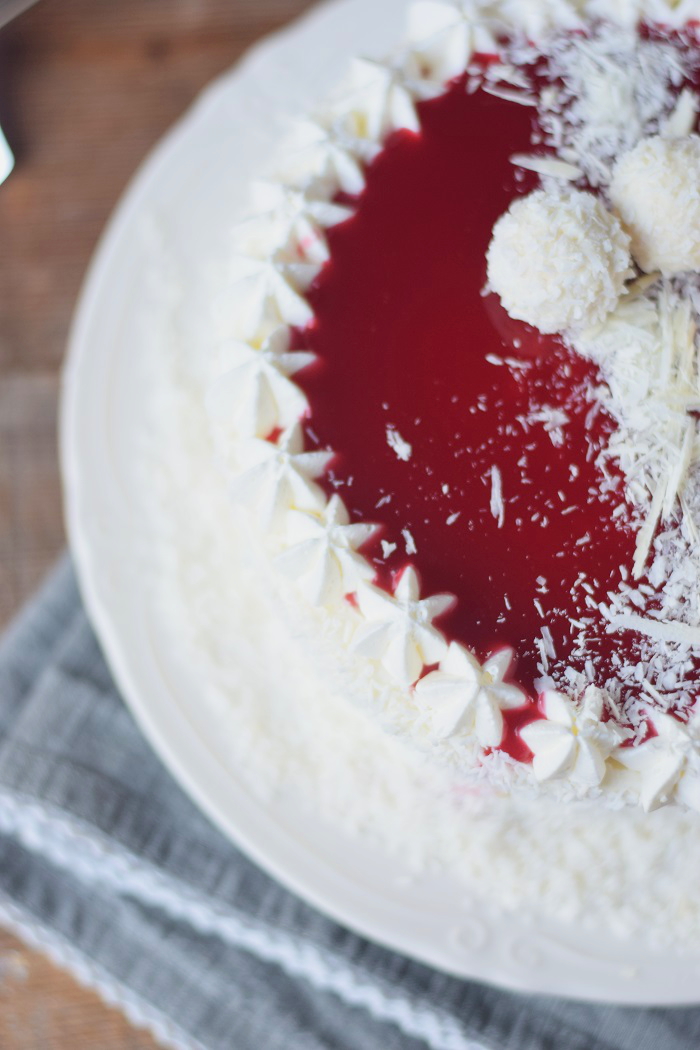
[203,0,700,815]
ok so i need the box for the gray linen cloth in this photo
[1,558,700,1050]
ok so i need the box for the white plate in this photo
[60,0,700,1005]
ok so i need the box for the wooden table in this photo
[0,0,312,1044]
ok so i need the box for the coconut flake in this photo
[662,88,698,139]
[386,425,412,462]
[607,612,700,648]
[509,153,582,180]
[489,465,504,528]
[402,528,417,555]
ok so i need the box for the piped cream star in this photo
[236,180,354,266]
[407,1,499,83]
[615,709,700,812]
[521,686,626,788]
[354,566,454,685]
[275,495,377,606]
[221,251,316,343]
[230,423,333,530]
[338,54,443,142]
[206,327,315,439]
[414,643,525,747]
[277,115,374,197]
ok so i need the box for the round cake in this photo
[204,0,700,813]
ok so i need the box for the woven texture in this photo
[1,558,700,1050]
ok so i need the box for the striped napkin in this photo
[0,557,697,1050]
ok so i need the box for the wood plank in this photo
[0,929,157,1049]
[0,0,314,371]
[0,372,62,625]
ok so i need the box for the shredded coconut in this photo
[523,23,695,188]
[487,25,700,741]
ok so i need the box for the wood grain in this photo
[0,929,157,1050]
[0,0,313,1044]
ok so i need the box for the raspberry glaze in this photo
[294,77,639,737]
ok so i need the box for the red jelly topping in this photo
[295,76,639,723]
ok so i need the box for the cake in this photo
[205,0,700,813]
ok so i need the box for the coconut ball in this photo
[609,135,700,275]
[487,188,632,334]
